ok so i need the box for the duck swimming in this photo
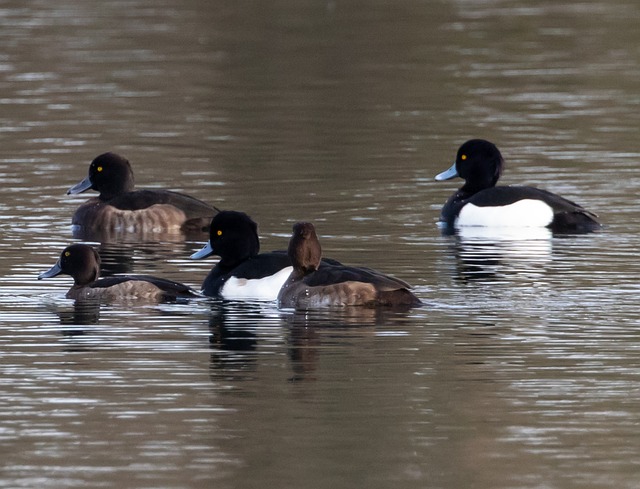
[190,210,341,301]
[67,152,216,235]
[435,139,601,233]
[39,244,197,301]
[190,210,294,300]
[277,222,422,308]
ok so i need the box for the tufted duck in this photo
[67,152,216,235]
[278,222,422,308]
[39,244,197,301]
[435,139,601,233]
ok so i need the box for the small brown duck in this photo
[39,244,198,301]
[277,222,422,309]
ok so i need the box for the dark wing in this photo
[303,264,412,291]
[230,252,293,280]
[319,257,343,267]
[92,275,197,297]
[109,189,215,217]
[469,186,596,216]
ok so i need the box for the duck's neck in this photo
[292,265,315,279]
[98,179,134,201]
[459,181,493,197]
[74,267,100,287]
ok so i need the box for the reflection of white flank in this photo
[455,226,553,277]
[456,225,553,242]
[456,199,554,228]
[221,266,293,301]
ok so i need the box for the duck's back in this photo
[279,263,421,308]
[69,274,197,301]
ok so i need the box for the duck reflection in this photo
[207,301,413,384]
[208,301,282,382]
[450,227,552,283]
[51,299,102,329]
[53,241,175,278]
[72,224,208,245]
[284,308,404,382]
[95,242,136,276]
[96,240,198,278]
[287,323,320,382]
[39,298,102,349]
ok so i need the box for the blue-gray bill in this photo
[435,163,458,181]
[67,176,93,195]
[38,261,63,279]
[190,242,214,259]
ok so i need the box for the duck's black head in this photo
[39,244,101,287]
[194,210,261,266]
[436,139,504,193]
[68,152,135,200]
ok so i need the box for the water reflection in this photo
[208,301,282,383]
[449,227,552,283]
[42,297,101,334]
[95,242,137,275]
[207,301,416,384]
[96,240,200,278]
[2,0,640,487]
[37,297,122,354]
[288,323,321,382]
[72,225,209,244]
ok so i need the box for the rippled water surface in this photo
[1,1,640,488]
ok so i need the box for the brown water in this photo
[1,1,640,488]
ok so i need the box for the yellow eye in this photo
[461,154,467,161]
[64,251,71,257]
[97,166,103,172]
[216,230,222,236]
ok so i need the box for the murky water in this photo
[1,0,640,487]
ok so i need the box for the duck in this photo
[435,139,601,233]
[277,222,422,308]
[190,210,292,300]
[67,152,216,235]
[190,210,342,301]
[39,244,198,301]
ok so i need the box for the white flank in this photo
[221,266,293,301]
[456,199,554,228]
